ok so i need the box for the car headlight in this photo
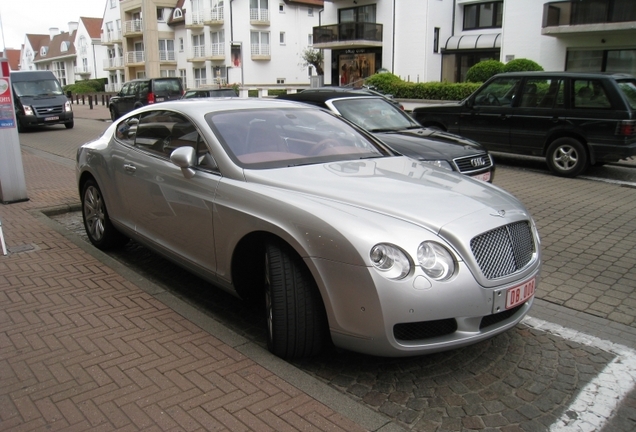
[421,160,453,171]
[417,242,455,280]
[65,101,72,112]
[23,105,34,116]
[370,243,411,280]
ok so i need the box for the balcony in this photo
[187,12,205,28]
[159,50,176,63]
[74,66,92,77]
[101,30,123,45]
[125,51,145,65]
[104,57,124,70]
[250,8,270,25]
[188,46,206,62]
[123,19,143,36]
[313,22,383,49]
[106,82,123,93]
[205,6,224,24]
[206,43,225,61]
[251,43,271,60]
[542,0,636,36]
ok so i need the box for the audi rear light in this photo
[616,120,635,136]
[147,92,156,104]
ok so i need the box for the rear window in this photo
[617,80,636,110]
[153,79,182,93]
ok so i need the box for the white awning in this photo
[443,33,501,51]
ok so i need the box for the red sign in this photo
[0,59,16,128]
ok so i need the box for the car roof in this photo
[278,91,378,104]
[131,97,316,117]
[493,71,635,80]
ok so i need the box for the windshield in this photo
[332,97,420,132]
[617,80,636,110]
[206,108,389,169]
[13,79,63,97]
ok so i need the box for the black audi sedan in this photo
[278,91,495,182]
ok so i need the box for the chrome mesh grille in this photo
[34,105,65,116]
[470,221,535,279]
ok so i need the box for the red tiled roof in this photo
[81,17,104,39]
[286,0,324,6]
[33,30,77,63]
[0,48,21,70]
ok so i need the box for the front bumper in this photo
[310,257,541,357]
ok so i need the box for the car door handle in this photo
[123,164,136,173]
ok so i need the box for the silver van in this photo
[11,70,74,132]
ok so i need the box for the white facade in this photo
[74,18,109,82]
[316,0,636,84]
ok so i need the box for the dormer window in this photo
[40,46,49,56]
[60,41,71,52]
[173,8,183,19]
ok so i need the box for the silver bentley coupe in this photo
[76,98,541,359]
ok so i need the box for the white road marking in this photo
[579,176,636,187]
[523,316,636,432]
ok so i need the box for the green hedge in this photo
[366,73,481,101]
[466,60,505,83]
[64,78,106,94]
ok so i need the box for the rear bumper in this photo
[589,139,636,163]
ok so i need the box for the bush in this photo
[64,79,106,94]
[465,60,504,83]
[503,58,544,73]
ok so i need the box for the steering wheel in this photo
[309,139,340,156]
[484,93,500,106]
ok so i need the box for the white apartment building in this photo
[99,0,324,91]
[20,18,108,85]
[314,0,636,84]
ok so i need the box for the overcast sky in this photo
[1,1,106,50]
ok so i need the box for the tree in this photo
[300,48,324,76]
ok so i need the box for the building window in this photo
[179,37,184,52]
[192,34,205,57]
[157,8,165,21]
[158,39,175,61]
[308,66,313,76]
[180,69,187,89]
[566,48,636,77]
[173,9,183,19]
[53,61,66,86]
[40,46,48,56]
[339,4,376,24]
[280,32,285,45]
[277,78,285,84]
[160,70,177,77]
[308,7,313,17]
[433,27,440,53]
[251,0,270,21]
[463,1,503,30]
[308,34,313,46]
[110,0,116,8]
[279,3,284,13]
[251,31,270,56]
[194,67,207,87]
[210,30,225,56]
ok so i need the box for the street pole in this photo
[0,57,28,204]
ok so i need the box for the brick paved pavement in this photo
[0,112,395,431]
[1,102,636,431]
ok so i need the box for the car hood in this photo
[375,128,485,160]
[244,156,524,234]
[413,101,463,113]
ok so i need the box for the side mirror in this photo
[170,146,197,179]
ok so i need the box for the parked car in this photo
[182,88,239,99]
[77,98,541,359]
[301,85,405,110]
[108,77,183,121]
[411,72,636,177]
[278,91,495,182]
[10,70,73,132]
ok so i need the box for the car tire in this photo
[546,137,589,177]
[109,106,119,121]
[81,179,128,250]
[65,120,74,129]
[264,241,328,359]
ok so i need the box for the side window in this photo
[115,115,140,146]
[138,81,149,98]
[120,83,130,95]
[473,77,521,107]
[573,79,611,109]
[522,78,564,109]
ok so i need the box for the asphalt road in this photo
[15,116,636,432]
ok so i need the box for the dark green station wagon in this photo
[412,72,636,177]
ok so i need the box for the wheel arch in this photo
[543,130,594,164]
